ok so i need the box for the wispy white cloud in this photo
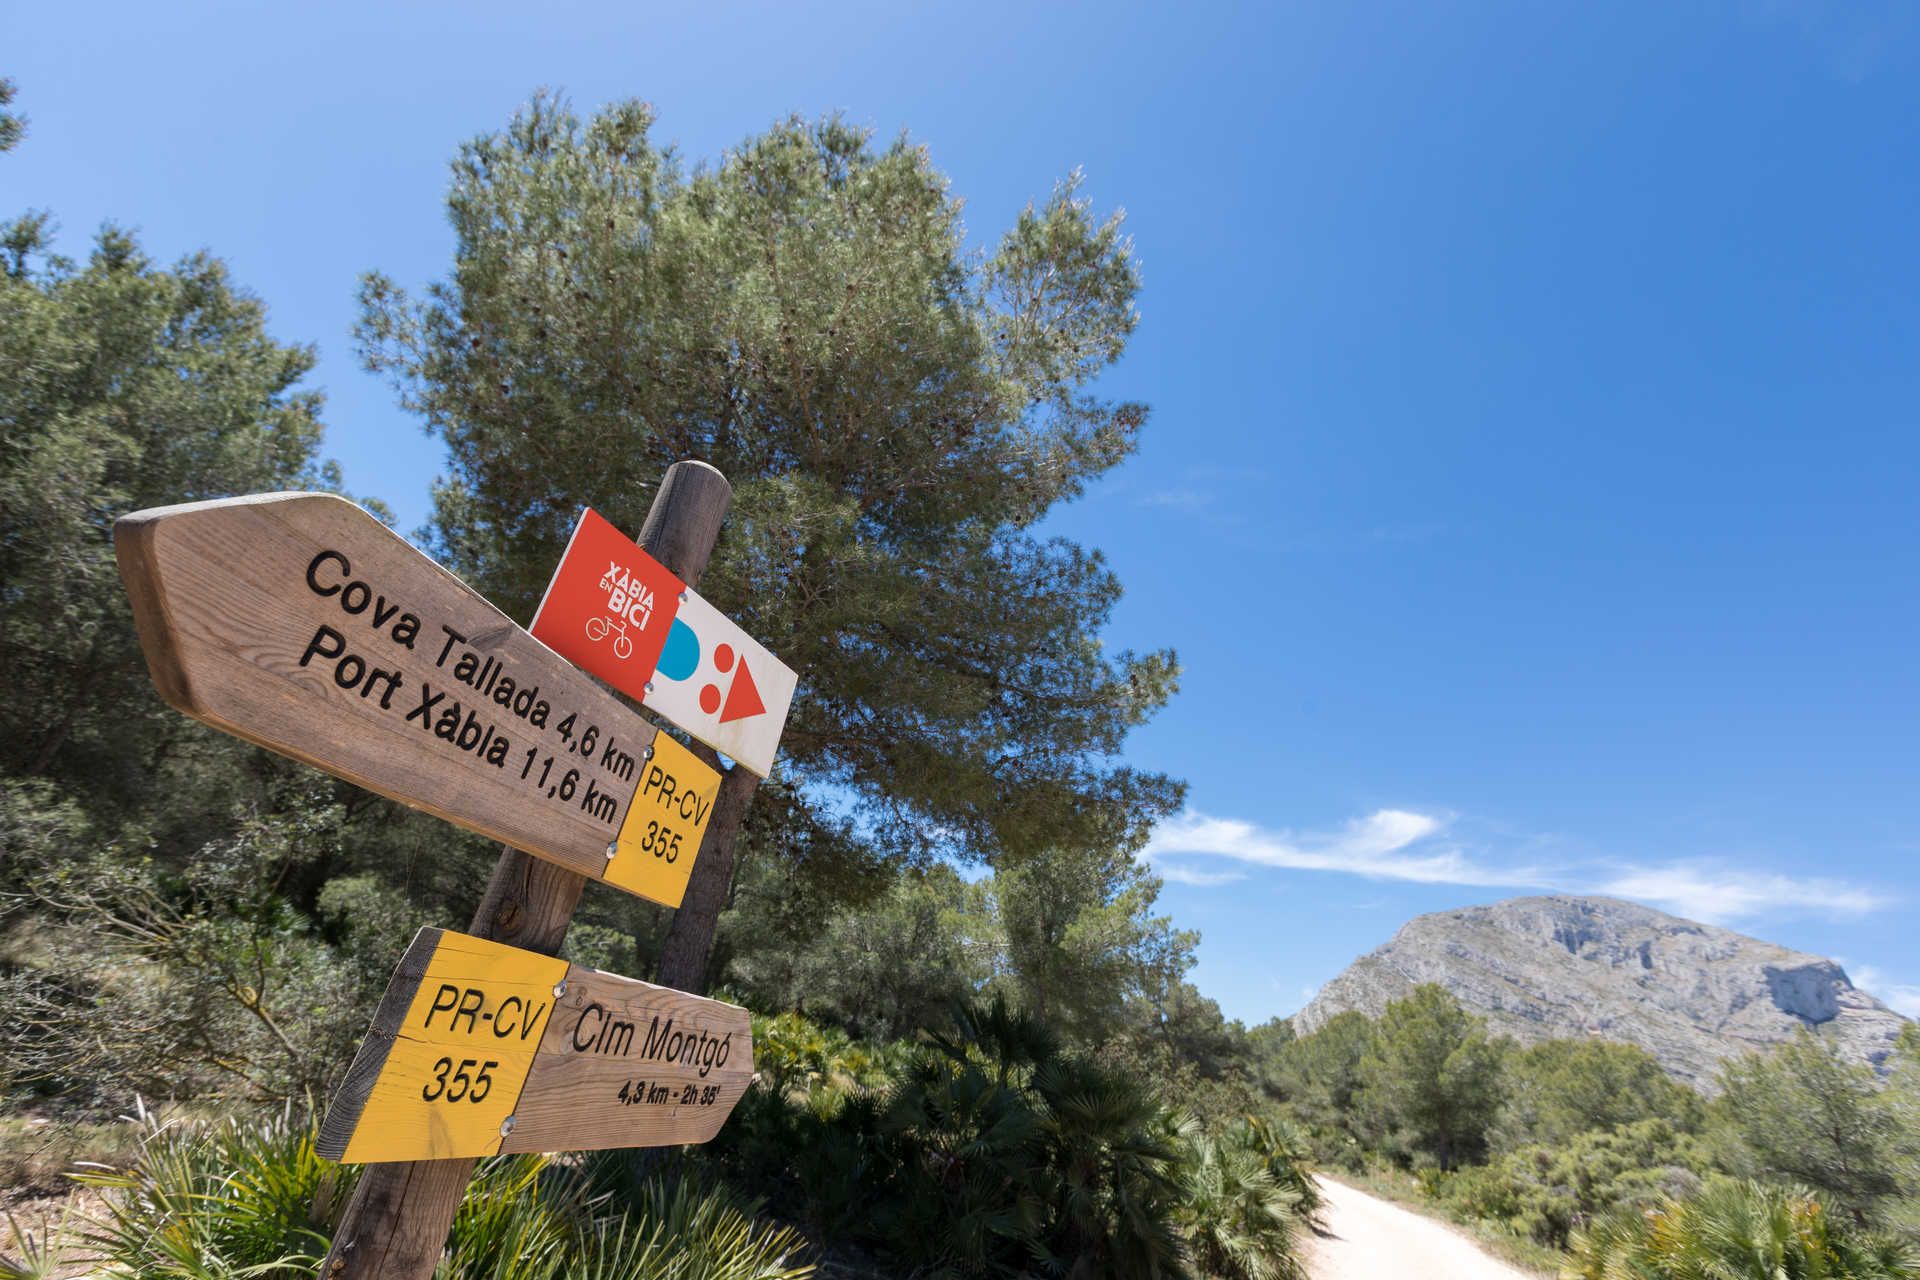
[1154,862,1247,887]
[1595,865,1886,925]
[1849,964,1920,1018]
[1139,486,1211,511]
[1145,808,1552,890]
[1146,807,1893,926]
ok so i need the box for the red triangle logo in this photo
[719,659,766,724]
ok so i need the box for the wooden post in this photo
[319,460,733,1279]
[654,765,759,992]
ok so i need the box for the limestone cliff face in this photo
[1294,895,1908,1089]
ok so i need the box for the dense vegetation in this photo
[1264,988,1920,1275]
[0,86,1308,1277]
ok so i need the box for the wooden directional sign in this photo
[531,506,797,778]
[114,493,720,908]
[318,929,753,1162]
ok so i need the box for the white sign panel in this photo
[640,587,796,778]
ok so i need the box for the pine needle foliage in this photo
[0,217,332,803]
[355,91,1183,907]
[1715,1030,1911,1229]
[1357,985,1508,1171]
[0,78,24,154]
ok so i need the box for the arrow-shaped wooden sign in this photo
[318,928,753,1161]
[114,492,720,908]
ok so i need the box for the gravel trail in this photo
[1302,1175,1547,1280]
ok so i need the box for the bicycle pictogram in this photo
[585,613,634,660]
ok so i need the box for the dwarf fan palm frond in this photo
[1565,1178,1920,1280]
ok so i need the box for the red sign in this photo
[530,508,684,701]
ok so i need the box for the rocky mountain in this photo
[1294,895,1909,1089]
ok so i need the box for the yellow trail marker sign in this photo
[319,928,754,1162]
[114,492,718,908]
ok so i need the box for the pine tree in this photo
[1716,1030,1907,1228]
[0,77,25,153]
[357,93,1183,988]
[0,218,332,799]
[1358,984,1508,1170]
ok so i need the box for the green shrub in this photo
[1023,1055,1187,1278]
[445,1163,814,1280]
[73,1105,348,1277]
[1495,1038,1703,1151]
[1427,1117,1706,1249]
[1175,1117,1313,1280]
[1564,1178,1920,1280]
[5,794,385,1112]
[1236,1116,1321,1223]
[748,1011,899,1100]
[709,1000,1312,1280]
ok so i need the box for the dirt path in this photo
[1302,1175,1547,1280]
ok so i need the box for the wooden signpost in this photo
[318,928,752,1162]
[114,461,783,1278]
[115,491,720,909]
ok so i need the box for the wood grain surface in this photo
[502,963,752,1154]
[318,929,568,1162]
[316,927,444,1162]
[319,930,751,1161]
[113,492,716,906]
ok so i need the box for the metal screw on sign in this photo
[642,746,654,761]
[499,1116,516,1137]
[603,841,617,860]
[552,980,568,998]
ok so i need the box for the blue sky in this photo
[12,1,1920,1024]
